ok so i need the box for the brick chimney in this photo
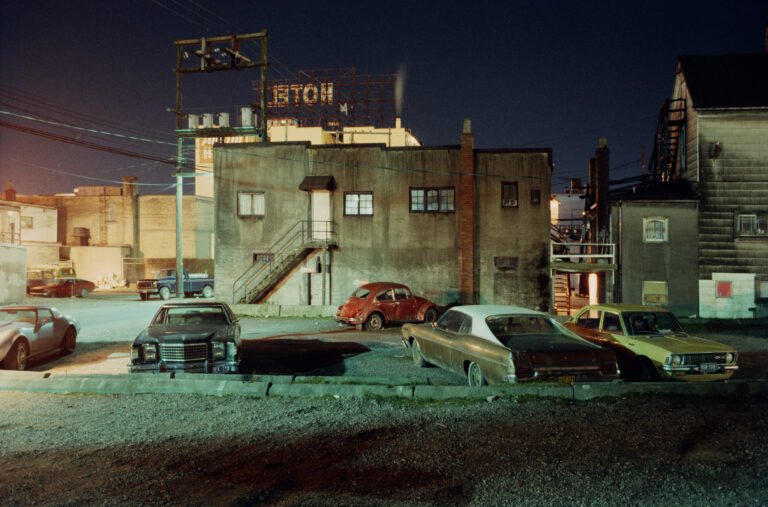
[5,181,16,201]
[459,119,476,304]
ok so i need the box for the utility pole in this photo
[171,31,269,298]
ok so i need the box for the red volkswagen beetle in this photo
[335,282,439,331]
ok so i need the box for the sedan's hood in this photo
[629,334,734,353]
[145,324,228,343]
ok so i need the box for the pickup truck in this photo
[137,269,214,300]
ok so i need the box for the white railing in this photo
[550,242,615,264]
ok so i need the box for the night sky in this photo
[1,0,767,196]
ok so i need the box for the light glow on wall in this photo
[589,273,598,305]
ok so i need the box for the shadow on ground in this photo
[28,342,131,372]
[239,339,370,376]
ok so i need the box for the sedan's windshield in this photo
[624,311,685,336]
[155,306,228,325]
[0,309,36,324]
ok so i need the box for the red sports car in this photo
[335,282,439,331]
[28,278,96,298]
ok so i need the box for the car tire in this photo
[159,287,171,300]
[4,340,28,370]
[140,293,148,301]
[634,358,660,382]
[202,285,214,298]
[423,307,438,323]
[412,339,428,367]
[79,288,88,298]
[61,327,77,355]
[467,361,487,387]
[364,312,384,331]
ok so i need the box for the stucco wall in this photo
[0,244,27,304]
[611,200,699,317]
[67,246,131,283]
[214,142,552,309]
[138,195,213,259]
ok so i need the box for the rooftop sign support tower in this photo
[171,31,269,298]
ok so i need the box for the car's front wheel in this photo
[4,341,28,370]
[61,327,77,355]
[364,312,384,331]
[159,287,171,300]
[634,358,660,382]
[467,361,487,387]
[412,339,428,367]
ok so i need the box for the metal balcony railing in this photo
[550,242,615,264]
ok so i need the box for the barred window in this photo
[643,217,668,242]
[238,191,265,217]
[344,192,373,216]
[736,213,768,236]
[410,187,454,213]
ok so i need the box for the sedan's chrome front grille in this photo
[160,343,207,362]
[682,353,728,365]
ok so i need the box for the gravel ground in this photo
[0,391,767,506]
[3,321,768,505]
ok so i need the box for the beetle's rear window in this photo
[351,288,370,299]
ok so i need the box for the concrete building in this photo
[608,182,700,317]
[12,178,213,285]
[214,120,553,310]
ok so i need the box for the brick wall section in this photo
[460,130,475,304]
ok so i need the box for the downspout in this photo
[617,201,622,303]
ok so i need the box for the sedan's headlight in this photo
[212,341,226,360]
[669,354,682,366]
[142,343,158,362]
[726,352,735,364]
[131,347,139,361]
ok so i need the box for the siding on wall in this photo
[696,113,768,279]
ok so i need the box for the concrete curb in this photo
[2,371,767,400]
[230,304,337,318]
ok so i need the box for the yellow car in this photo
[564,304,738,382]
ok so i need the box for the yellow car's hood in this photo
[626,333,734,354]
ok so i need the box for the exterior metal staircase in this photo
[553,272,571,316]
[232,220,337,304]
[648,98,686,182]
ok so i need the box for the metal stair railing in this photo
[232,220,337,303]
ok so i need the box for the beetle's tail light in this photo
[515,366,535,378]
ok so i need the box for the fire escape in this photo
[647,98,686,182]
[232,220,337,304]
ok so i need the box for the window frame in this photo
[237,191,265,217]
[735,212,768,237]
[343,191,374,216]
[530,189,541,205]
[409,187,455,214]
[642,216,668,243]
[501,182,519,209]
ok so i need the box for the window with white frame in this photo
[502,182,519,208]
[344,192,373,216]
[736,213,768,237]
[238,191,265,217]
[643,217,668,242]
[410,187,455,213]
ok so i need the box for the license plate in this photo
[558,375,576,384]
[213,365,231,374]
[700,362,718,373]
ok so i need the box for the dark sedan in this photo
[29,278,96,298]
[129,302,241,374]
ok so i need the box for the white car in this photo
[0,305,81,370]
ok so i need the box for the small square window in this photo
[643,217,668,242]
[736,213,768,236]
[502,182,518,208]
[238,191,265,217]
[344,192,373,216]
[20,216,33,229]
[531,189,541,205]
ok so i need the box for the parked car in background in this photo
[26,264,76,294]
[335,282,439,331]
[564,304,738,382]
[28,278,96,298]
[0,305,80,370]
[130,301,240,374]
[401,305,619,386]
[138,268,215,300]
